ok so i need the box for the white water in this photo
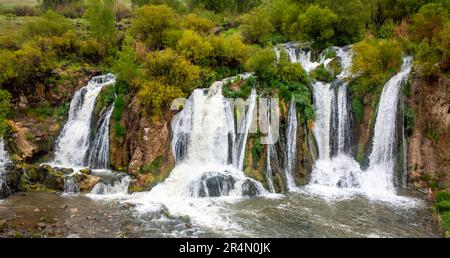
[307,56,413,201]
[0,139,10,194]
[128,75,268,231]
[284,101,297,190]
[312,81,334,159]
[53,74,116,167]
[361,57,413,194]
[233,88,257,171]
[87,104,114,169]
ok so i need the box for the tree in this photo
[112,35,139,86]
[0,90,11,136]
[143,49,200,93]
[351,39,402,96]
[245,47,277,84]
[181,13,215,34]
[176,30,213,65]
[21,10,72,40]
[411,3,449,42]
[85,0,116,54]
[295,5,338,50]
[209,34,250,67]
[240,9,274,44]
[131,5,178,50]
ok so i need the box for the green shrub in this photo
[222,76,256,99]
[310,64,333,82]
[251,135,262,168]
[352,98,364,123]
[435,200,450,213]
[404,105,414,136]
[0,89,12,136]
[437,191,450,202]
[140,155,164,174]
[442,211,450,231]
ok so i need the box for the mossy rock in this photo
[310,64,334,83]
[79,168,92,175]
[327,57,343,76]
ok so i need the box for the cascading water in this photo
[129,74,267,230]
[311,81,334,159]
[284,101,298,190]
[0,139,11,194]
[53,74,116,167]
[87,104,114,168]
[233,88,257,171]
[361,57,413,194]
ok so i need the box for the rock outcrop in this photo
[407,75,450,189]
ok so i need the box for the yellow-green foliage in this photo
[181,13,215,34]
[351,38,402,97]
[245,47,277,83]
[137,80,184,119]
[0,89,12,136]
[209,34,250,67]
[240,9,274,44]
[176,30,213,65]
[143,48,200,93]
[20,10,72,40]
[84,0,117,53]
[407,3,450,75]
[131,4,179,50]
[112,34,139,85]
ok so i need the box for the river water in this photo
[0,189,439,238]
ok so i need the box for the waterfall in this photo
[361,57,413,193]
[233,88,257,171]
[284,101,297,190]
[87,104,114,169]
[312,81,334,159]
[63,176,79,195]
[337,82,350,153]
[0,139,10,194]
[53,74,116,168]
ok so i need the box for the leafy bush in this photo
[222,76,256,99]
[0,90,12,136]
[245,47,277,85]
[137,80,184,119]
[21,10,72,40]
[352,98,364,123]
[240,9,274,44]
[176,30,213,65]
[131,4,178,50]
[435,201,450,213]
[112,35,139,86]
[209,34,250,67]
[437,191,450,202]
[181,13,215,34]
[310,64,333,83]
[404,105,414,136]
[143,49,200,94]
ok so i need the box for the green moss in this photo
[442,211,450,231]
[352,98,364,123]
[140,155,164,175]
[251,134,262,169]
[425,126,440,144]
[404,105,414,136]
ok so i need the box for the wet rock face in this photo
[0,164,23,199]
[407,75,450,189]
[241,179,260,197]
[196,173,236,197]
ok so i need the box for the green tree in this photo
[240,9,274,44]
[21,10,72,40]
[0,90,12,136]
[295,5,338,50]
[85,0,116,54]
[245,47,277,84]
[131,5,178,50]
[112,35,139,86]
